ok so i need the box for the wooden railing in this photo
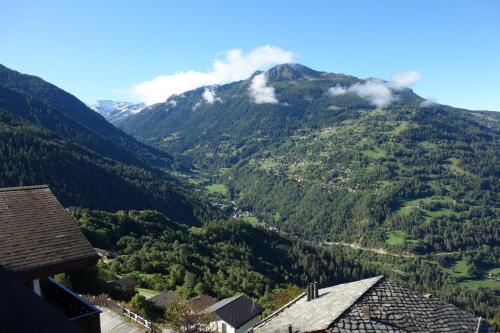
[123,307,155,330]
[44,278,101,333]
[83,294,161,333]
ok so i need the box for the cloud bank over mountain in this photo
[329,71,421,107]
[133,45,294,105]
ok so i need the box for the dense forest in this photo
[0,64,169,167]
[73,209,499,322]
[74,209,375,298]
[0,64,221,225]
[119,64,499,253]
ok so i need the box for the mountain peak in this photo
[266,63,322,81]
[88,100,146,125]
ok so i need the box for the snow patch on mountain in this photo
[88,100,146,124]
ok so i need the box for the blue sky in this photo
[1,0,499,110]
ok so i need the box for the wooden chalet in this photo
[0,185,101,333]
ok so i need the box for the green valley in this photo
[119,64,499,254]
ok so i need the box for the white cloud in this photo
[388,71,421,89]
[249,73,278,104]
[349,80,393,107]
[133,45,294,105]
[329,71,421,108]
[329,85,348,96]
[202,88,221,104]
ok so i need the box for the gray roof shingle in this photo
[329,278,495,333]
[148,290,179,309]
[188,294,217,313]
[0,185,98,280]
[253,276,382,333]
[252,277,496,333]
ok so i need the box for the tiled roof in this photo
[188,294,217,313]
[206,295,263,329]
[148,290,179,308]
[329,278,495,333]
[0,185,98,280]
[252,277,495,333]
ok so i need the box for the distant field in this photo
[218,168,230,176]
[362,148,386,159]
[240,215,258,225]
[205,183,228,196]
[393,122,409,135]
[460,279,499,289]
[450,260,468,277]
[386,231,405,245]
[488,267,500,275]
[395,196,454,219]
[136,287,160,297]
[259,159,279,171]
[446,157,470,175]
[385,231,417,246]
[442,260,500,289]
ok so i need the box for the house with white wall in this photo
[205,295,262,333]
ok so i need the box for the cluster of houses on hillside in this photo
[0,185,496,333]
[113,278,263,333]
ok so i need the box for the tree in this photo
[165,296,215,333]
[130,294,149,316]
[270,284,303,310]
[466,261,480,279]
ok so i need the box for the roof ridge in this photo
[251,275,384,332]
[251,290,307,330]
[326,275,385,329]
[207,294,243,312]
[189,294,212,302]
[153,289,176,295]
[0,185,49,192]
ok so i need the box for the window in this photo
[222,323,227,333]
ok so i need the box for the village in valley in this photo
[1,1,499,332]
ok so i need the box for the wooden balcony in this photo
[42,278,102,333]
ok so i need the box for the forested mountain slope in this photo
[0,64,171,167]
[0,66,221,225]
[120,64,500,253]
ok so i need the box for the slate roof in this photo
[188,294,217,313]
[253,276,382,333]
[252,276,495,333]
[205,295,263,329]
[148,290,179,309]
[329,278,495,333]
[0,185,98,280]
